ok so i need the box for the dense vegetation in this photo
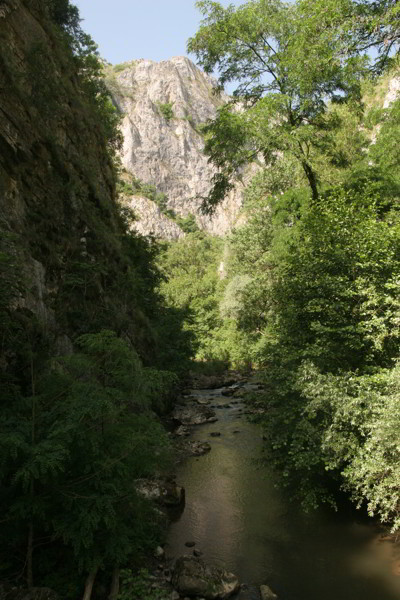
[161,0,400,531]
[0,1,192,598]
[3,0,400,597]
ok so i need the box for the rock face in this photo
[109,56,246,236]
[123,195,184,240]
[383,76,400,108]
[172,556,240,599]
[0,0,116,342]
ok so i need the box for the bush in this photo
[156,102,175,121]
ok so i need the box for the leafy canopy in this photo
[188,0,368,207]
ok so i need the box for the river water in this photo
[166,385,400,600]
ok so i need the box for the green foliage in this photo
[47,0,123,155]
[0,0,192,593]
[75,39,123,155]
[370,95,400,173]
[103,64,135,101]
[219,275,252,320]
[156,101,175,121]
[157,232,226,362]
[234,181,400,369]
[141,367,179,413]
[117,180,136,196]
[118,175,177,221]
[113,61,135,73]
[188,0,368,206]
[182,111,205,134]
[118,569,165,600]
[7,0,400,591]
[350,0,400,72]
[175,213,200,233]
[46,0,80,36]
[295,361,400,530]
[0,331,173,587]
[0,230,24,330]
[226,144,400,515]
[157,230,255,369]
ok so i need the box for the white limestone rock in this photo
[124,195,184,240]
[383,76,400,108]
[109,56,246,237]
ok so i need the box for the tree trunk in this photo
[82,569,98,600]
[26,522,34,588]
[301,160,319,201]
[108,567,120,600]
[27,357,36,589]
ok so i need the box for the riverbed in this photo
[166,384,400,600]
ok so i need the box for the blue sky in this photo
[73,0,244,66]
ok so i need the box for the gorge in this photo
[2,1,400,599]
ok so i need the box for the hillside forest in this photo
[2,0,400,598]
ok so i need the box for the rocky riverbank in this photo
[130,373,279,600]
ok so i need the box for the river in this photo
[166,384,400,600]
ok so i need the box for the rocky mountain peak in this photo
[107,56,245,238]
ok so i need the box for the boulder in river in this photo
[154,545,165,559]
[173,404,217,426]
[162,482,186,507]
[175,425,191,437]
[221,385,241,397]
[260,584,278,600]
[172,556,240,599]
[188,441,211,456]
[136,479,185,507]
[195,397,212,405]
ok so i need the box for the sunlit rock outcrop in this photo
[123,195,184,240]
[108,56,245,236]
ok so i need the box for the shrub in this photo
[156,102,175,121]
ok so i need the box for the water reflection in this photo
[166,389,400,600]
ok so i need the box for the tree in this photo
[188,0,367,207]
[296,361,400,532]
[233,177,400,510]
[157,232,225,362]
[251,183,400,371]
[295,0,400,75]
[47,0,81,36]
[350,0,400,71]
[0,331,172,598]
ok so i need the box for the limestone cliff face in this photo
[383,75,400,108]
[0,0,158,360]
[124,196,184,240]
[109,56,244,237]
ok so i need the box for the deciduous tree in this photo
[188,0,367,207]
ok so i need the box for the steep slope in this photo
[0,2,189,597]
[123,195,184,240]
[107,56,245,237]
[0,0,167,361]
